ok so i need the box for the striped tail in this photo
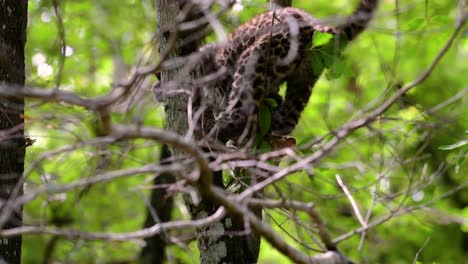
[337,0,379,41]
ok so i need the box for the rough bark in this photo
[0,1,28,263]
[154,1,261,263]
[155,0,188,133]
[147,1,193,263]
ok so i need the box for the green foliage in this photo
[258,104,272,137]
[255,96,281,150]
[21,0,467,263]
[312,32,334,48]
[264,97,279,109]
[310,32,350,78]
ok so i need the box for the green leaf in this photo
[312,32,334,48]
[311,53,325,75]
[223,170,234,187]
[321,52,334,68]
[258,104,272,136]
[264,98,279,109]
[439,139,468,150]
[317,44,337,69]
[406,17,426,31]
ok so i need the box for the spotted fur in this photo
[212,0,379,142]
[154,1,379,143]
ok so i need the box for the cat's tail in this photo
[337,0,379,41]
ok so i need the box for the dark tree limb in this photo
[140,145,176,264]
[0,1,28,263]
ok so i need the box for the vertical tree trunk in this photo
[0,1,28,263]
[155,0,189,135]
[154,1,260,263]
[144,1,194,263]
[140,145,175,264]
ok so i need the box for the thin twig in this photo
[336,175,366,227]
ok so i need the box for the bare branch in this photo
[336,175,366,227]
[0,207,225,240]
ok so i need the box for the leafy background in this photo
[22,0,466,263]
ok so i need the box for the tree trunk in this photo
[140,145,175,264]
[0,1,28,263]
[142,1,195,262]
[154,1,260,263]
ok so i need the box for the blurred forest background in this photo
[3,0,467,263]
